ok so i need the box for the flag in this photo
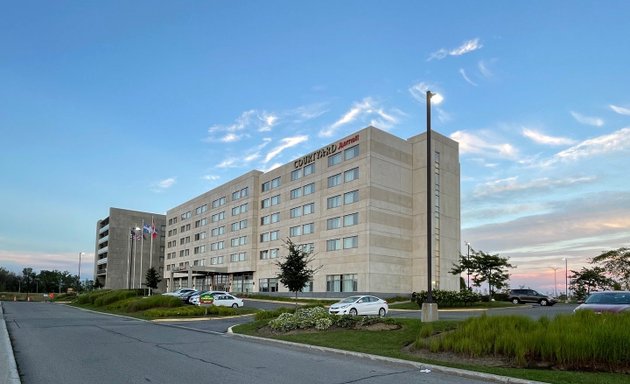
[143,224,151,234]
[151,218,158,239]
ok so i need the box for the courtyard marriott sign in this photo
[293,134,360,169]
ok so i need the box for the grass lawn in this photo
[233,318,624,384]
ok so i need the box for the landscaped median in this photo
[70,289,256,319]
[232,306,629,384]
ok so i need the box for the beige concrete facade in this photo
[164,126,460,296]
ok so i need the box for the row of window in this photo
[256,273,358,293]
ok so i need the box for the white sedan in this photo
[211,294,244,308]
[328,295,388,317]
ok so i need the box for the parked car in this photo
[508,289,557,306]
[328,295,388,316]
[189,290,228,306]
[211,293,244,308]
[179,289,200,304]
[162,288,196,297]
[574,291,630,314]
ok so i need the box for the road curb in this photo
[226,325,548,384]
[0,302,22,384]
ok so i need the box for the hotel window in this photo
[327,173,342,188]
[211,226,225,237]
[260,230,279,242]
[260,248,280,260]
[327,195,341,209]
[303,182,315,195]
[181,211,192,220]
[212,196,226,208]
[193,245,206,254]
[211,211,225,222]
[211,256,224,265]
[179,249,190,257]
[343,213,359,227]
[326,238,341,251]
[231,236,247,247]
[343,190,359,205]
[290,187,302,199]
[302,280,314,293]
[271,194,280,206]
[262,177,281,192]
[344,145,359,160]
[290,206,302,218]
[200,218,208,226]
[259,278,278,292]
[210,241,224,251]
[270,212,280,223]
[262,195,280,208]
[298,243,315,253]
[344,167,359,182]
[326,274,357,292]
[327,217,342,230]
[328,152,343,167]
[180,236,190,245]
[232,187,249,201]
[260,213,279,225]
[289,225,302,236]
[343,235,358,249]
[231,203,248,216]
[303,202,314,215]
[304,163,315,176]
[231,219,247,232]
[230,252,247,262]
[195,204,208,215]
[194,232,207,241]
[291,168,302,181]
[302,223,314,235]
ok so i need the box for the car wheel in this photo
[378,308,386,317]
[231,303,238,308]
[540,299,548,306]
[349,308,358,316]
[511,298,520,304]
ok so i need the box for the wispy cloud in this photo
[428,38,483,61]
[570,111,604,127]
[202,175,220,181]
[216,158,239,168]
[522,128,576,146]
[478,60,494,78]
[459,68,478,86]
[264,135,308,163]
[207,109,278,142]
[472,176,596,199]
[610,104,630,116]
[319,98,400,138]
[450,130,518,159]
[550,127,630,163]
[151,177,176,192]
[289,103,329,122]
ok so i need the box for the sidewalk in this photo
[0,302,21,384]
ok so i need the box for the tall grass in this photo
[415,311,630,372]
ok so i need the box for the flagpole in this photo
[127,229,132,289]
[140,219,144,291]
[133,228,138,289]
[149,216,154,296]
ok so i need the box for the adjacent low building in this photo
[94,208,166,290]
[164,126,460,297]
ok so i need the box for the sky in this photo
[1,1,629,295]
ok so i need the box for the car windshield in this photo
[585,292,630,304]
[339,296,362,304]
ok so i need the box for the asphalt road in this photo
[4,302,506,384]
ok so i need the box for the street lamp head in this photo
[427,91,444,105]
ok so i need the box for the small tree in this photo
[592,247,630,289]
[458,250,514,300]
[569,266,615,301]
[145,267,161,295]
[276,238,321,310]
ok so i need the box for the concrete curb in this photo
[226,325,548,384]
[0,302,21,384]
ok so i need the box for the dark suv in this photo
[508,289,557,306]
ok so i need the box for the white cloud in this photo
[151,177,176,192]
[570,111,604,127]
[259,162,283,173]
[450,130,518,159]
[610,104,630,116]
[428,38,483,61]
[221,133,240,142]
[522,128,576,146]
[216,158,238,168]
[472,176,596,199]
[258,112,278,132]
[202,175,220,181]
[264,135,308,163]
[551,127,630,163]
[478,60,494,78]
[319,98,400,138]
[409,82,445,105]
[207,109,279,141]
[459,68,478,86]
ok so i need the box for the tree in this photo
[456,250,514,299]
[93,278,103,289]
[591,247,630,290]
[22,268,35,296]
[450,252,476,291]
[145,267,161,293]
[276,238,321,310]
[569,266,615,301]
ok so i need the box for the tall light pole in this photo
[422,90,442,322]
[466,242,471,290]
[550,266,559,297]
[562,257,568,302]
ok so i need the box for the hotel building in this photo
[95,208,166,290]
[164,126,460,296]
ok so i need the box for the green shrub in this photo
[144,305,238,318]
[415,312,630,372]
[75,289,112,305]
[93,290,139,307]
[413,289,481,307]
[125,295,183,312]
[254,307,293,321]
